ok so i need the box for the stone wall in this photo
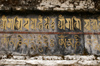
[0,0,100,66]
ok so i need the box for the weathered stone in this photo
[84,35,100,55]
[0,0,98,12]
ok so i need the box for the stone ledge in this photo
[0,0,99,12]
[0,55,100,66]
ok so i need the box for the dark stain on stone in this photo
[29,54,40,57]
[93,0,100,9]
[0,0,42,6]
[58,0,67,3]
[7,53,13,59]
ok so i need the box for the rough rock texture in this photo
[0,0,99,12]
[0,55,100,66]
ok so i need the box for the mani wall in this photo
[0,12,99,56]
